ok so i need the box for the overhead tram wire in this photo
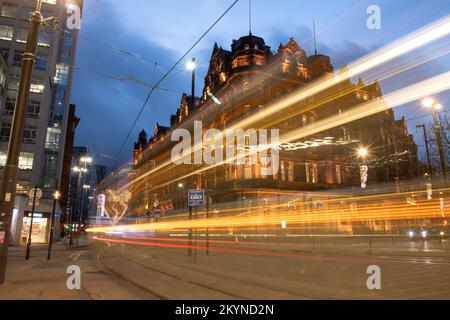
[114,0,240,160]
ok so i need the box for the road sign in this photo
[28,199,40,207]
[28,187,42,207]
[188,189,205,207]
[28,187,43,200]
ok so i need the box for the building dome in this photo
[231,33,270,53]
[230,33,272,69]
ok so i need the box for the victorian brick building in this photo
[130,34,418,219]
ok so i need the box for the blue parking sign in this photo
[188,189,205,207]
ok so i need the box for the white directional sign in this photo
[28,187,43,200]
[28,187,43,207]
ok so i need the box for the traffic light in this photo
[64,224,71,231]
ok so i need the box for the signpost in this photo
[187,190,205,260]
[25,187,42,260]
[188,189,205,207]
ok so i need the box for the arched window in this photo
[242,81,250,92]
[257,82,264,95]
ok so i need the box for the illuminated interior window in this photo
[280,161,286,181]
[0,151,34,170]
[54,64,69,84]
[0,25,14,41]
[336,164,342,184]
[288,161,294,182]
[1,4,17,19]
[30,79,45,93]
[15,28,27,43]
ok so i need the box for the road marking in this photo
[69,251,88,261]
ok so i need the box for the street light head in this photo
[72,166,80,173]
[178,183,184,189]
[66,3,77,11]
[80,157,93,164]
[186,59,196,71]
[83,185,91,189]
[422,98,434,108]
[53,191,61,200]
[357,147,368,158]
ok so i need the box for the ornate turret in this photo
[133,129,148,163]
[230,33,272,70]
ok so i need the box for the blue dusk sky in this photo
[71,0,450,166]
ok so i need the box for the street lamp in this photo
[47,190,60,260]
[186,59,196,71]
[422,98,447,176]
[186,58,196,258]
[187,58,196,110]
[357,148,368,158]
[80,156,93,164]
[69,155,91,246]
[357,147,369,189]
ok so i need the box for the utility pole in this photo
[186,58,196,258]
[432,107,447,177]
[422,98,447,177]
[417,124,432,175]
[25,187,38,260]
[47,190,60,260]
[0,0,43,284]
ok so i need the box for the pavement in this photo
[94,235,450,300]
[0,238,156,300]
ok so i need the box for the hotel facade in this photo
[128,34,418,231]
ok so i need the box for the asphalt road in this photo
[92,235,450,300]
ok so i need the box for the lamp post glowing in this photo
[358,148,368,158]
[186,58,196,258]
[422,98,447,177]
[358,148,369,189]
[70,155,92,246]
[47,190,61,260]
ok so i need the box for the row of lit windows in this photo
[0,1,56,20]
[11,49,48,70]
[7,74,45,93]
[0,25,51,47]
[224,161,343,185]
[3,97,41,119]
[0,151,34,170]
[0,123,38,144]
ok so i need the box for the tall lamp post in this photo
[186,59,196,257]
[0,0,45,285]
[47,190,61,260]
[416,124,432,176]
[187,58,196,111]
[70,164,88,246]
[358,147,369,189]
[422,98,447,177]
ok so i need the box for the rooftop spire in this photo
[249,0,252,35]
[313,20,318,55]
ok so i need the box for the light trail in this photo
[94,236,450,266]
[87,197,448,234]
